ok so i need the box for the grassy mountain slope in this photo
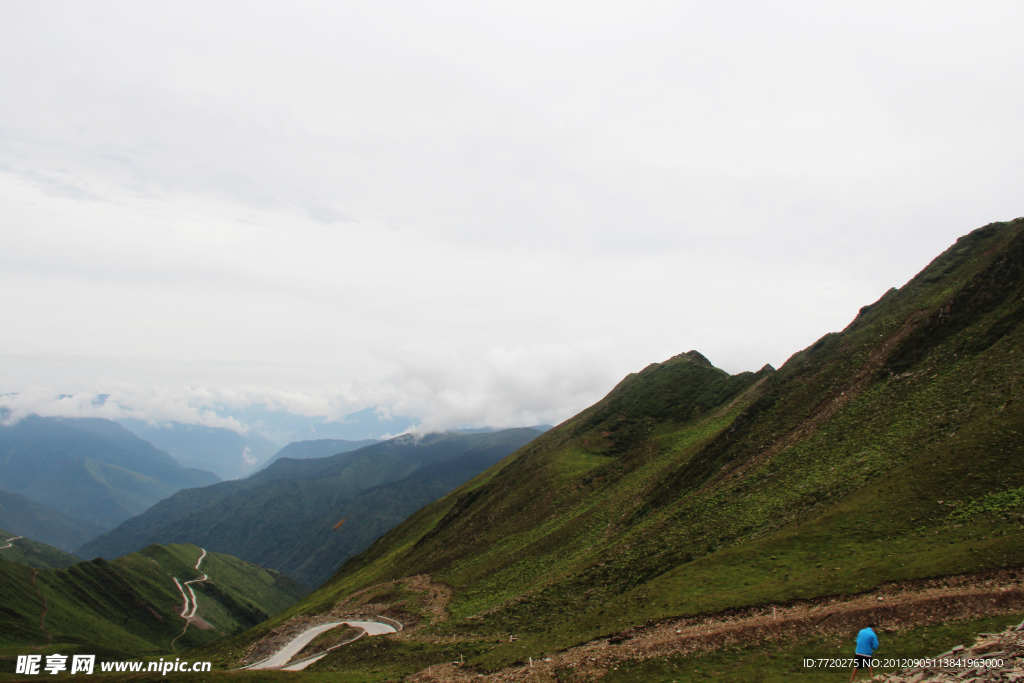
[270,440,550,587]
[0,543,306,658]
[0,527,80,570]
[0,490,106,553]
[79,429,545,587]
[216,219,1024,676]
[0,417,219,529]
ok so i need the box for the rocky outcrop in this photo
[881,619,1024,683]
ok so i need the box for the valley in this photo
[0,417,219,531]
[79,428,546,587]
[0,543,306,658]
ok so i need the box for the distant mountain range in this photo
[79,428,545,587]
[451,424,554,434]
[118,419,280,480]
[255,438,381,472]
[0,416,219,530]
[282,407,416,443]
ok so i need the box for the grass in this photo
[0,528,80,570]
[80,429,542,589]
[582,612,1024,683]
[163,219,1024,678]
[0,544,306,659]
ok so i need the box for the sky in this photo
[1,1,1022,435]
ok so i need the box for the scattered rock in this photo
[879,620,1024,683]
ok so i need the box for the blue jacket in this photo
[855,628,879,656]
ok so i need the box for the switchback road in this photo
[171,548,209,650]
[0,535,22,550]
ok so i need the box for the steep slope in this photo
[117,419,280,480]
[79,429,545,586]
[255,437,381,472]
[0,489,106,552]
[0,417,220,529]
[266,441,548,587]
[223,218,1024,677]
[0,526,81,569]
[0,543,306,658]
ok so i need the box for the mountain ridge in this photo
[204,218,1024,679]
[0,416,219,529]
[0,543,306,657]
[116,419,280,480]
[0,490,106,553]
[0,526,81,570]
[78,428,546,587]
[255,437,381,472]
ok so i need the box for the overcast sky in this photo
[1,1,1022,433]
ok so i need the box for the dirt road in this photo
[405,569,1024,682]
[247,620,398,671]
[171,548,210,650]
[0,535,22,550]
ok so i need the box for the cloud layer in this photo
[1,1,1022,432]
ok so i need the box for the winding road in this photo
[171,548,209,650]
[247,619,398,671]
[0,536,23,550]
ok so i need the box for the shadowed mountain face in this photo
[78,428,545,587]
[0,543,306,657]
[117,420,280,481]
[228,219,1024,676]
[0,417,219,529]
[255,438,381,472]
[0,490,106,553]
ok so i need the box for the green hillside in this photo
[204,219,1024,679]
[79,429,545,587]
[0,543,306,660]
[0,527,80,570]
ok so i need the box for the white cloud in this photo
[0,386,246,432]
[1,1,1022,432]
[381,338,619,433]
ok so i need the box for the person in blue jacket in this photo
[849,624,879,681]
